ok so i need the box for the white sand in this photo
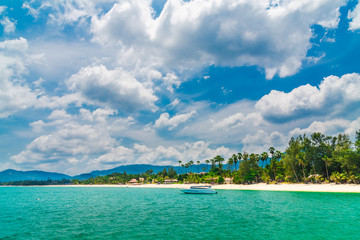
[44,183,360,193]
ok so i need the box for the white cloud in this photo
[22,0,117,24]
[167,98,180,109]
[348,2,360,31]
[90,0,346,79]
[242,130,288,153]
[177,100,265,145]
[289,117,360,139]
[0,16,16,33]
[0,6,6,15]
[176,72,360,152]
[0,38,42,118]
[0,6,16,34]
[11,108,135,173]
[11,106,232,174]
[213,113,245,130]
[93,141,233,167]
[91,0,155,46]
[66,65,158,112]
[155,110,197,130]
[0,37,28,52]
[256,73,360,123]
[162,73,181,93]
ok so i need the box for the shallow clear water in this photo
[1,187,360,239]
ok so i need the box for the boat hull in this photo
[181,189,217,194]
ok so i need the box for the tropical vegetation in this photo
[2,130,360,186]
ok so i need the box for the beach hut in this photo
[164,179,178,184]
[224,177,233,184]
[129,179,139,184]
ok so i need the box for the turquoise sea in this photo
[1,187,360,239]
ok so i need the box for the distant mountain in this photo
[76,164,210,178]
[83,164,179,177]
[0,164,211,182]
[0,169,71,182]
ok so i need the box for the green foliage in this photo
[1,178,71,186]
[4,129,360,186]
[218,176,225,184]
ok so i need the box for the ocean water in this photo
[1,187,360,240]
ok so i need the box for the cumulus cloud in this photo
[66,65,158,112]
[177,100,262,144]
[11,107,232,174]
[289,117,360,138]
[155,110,197,130]
[0,16,16,33]
[90,0,346,78]
[22,0,117,24]
[213,113,245,130]
[348,2,360,31]
[242,130,288,153]
[0,38,42,118]
[0,6,16,34]
[0,37,28,52]
[13,109,119,163]
[177,72,360,152]
[93,141,233,167]
[11,108,135,173]
[256,73,360,123]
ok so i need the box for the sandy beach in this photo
[44,183,360,193]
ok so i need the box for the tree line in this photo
[2,130,359,185]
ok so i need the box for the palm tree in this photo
[214,155,225,173]
[284,137,300,182]
[189,160,194,173]
[260,152,268,168]
[232,154,238,171]
[210,158,215,169]
[269,147,275,158]
[197,160,201,173]
[205,159,210,172]
[242,152,249,162]
[322,156,331,180]
[227,157,234,172]
[297,153,307,181]
[237,152,243,166]
[268,147,277,180]
[178,160,182,174]
[184,163,188,173]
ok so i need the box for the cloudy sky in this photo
[1,0,360,175]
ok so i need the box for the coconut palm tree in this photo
[237,152,243,166]
[178,160,182,174]
[227,157,234,172]
[232,154,238,171]
[269,147,275,158]
[210,158,215,169]
[322,156,331,180]
[205,159,210,172]
[260,152,268,168]
[197,160,201,173]
[214,155,225,173]
[189,160,194,173]
[284,137,300,182]
[184,163,189,173]
[297,153,307,181]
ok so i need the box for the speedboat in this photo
[181,185,217,194]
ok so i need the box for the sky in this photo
[1,0,360,175]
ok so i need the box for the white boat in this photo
[181,185,217,194]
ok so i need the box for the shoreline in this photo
[4,183,360,193]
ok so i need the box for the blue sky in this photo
[1,0,360,175]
